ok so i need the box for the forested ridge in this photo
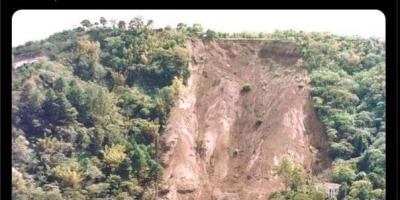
[263,31,386,200]
[12,17,385,200]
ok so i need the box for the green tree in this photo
[349,180,373,199]
[106,175,122,196]
[328,141,355,159]
[191,24,203,35]
[274,156,305,191]
[89,128,105,154]
[148,159,162,183]
[118,158,132,180]
[132,119,160,145]
[118,20,126,29]
[42,91,78,125]
[338,182,349,200]
[100,17,107,27]
[54,78,68,93]
[333,164,356,184]
[146,19,154,28]
[66,80,90,124]
[72,39,102,81]
[368,172,385,188]
[205,29,217,39]
[104,144,127,169]
[84,84,117,125]
[129,16,144,29]
[357,148,385,175]
[129,144,149,183]
[80,19,92,29]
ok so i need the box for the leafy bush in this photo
[242,83,252,92]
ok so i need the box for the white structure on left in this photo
[316,182,341,199]
[14,56,48,68]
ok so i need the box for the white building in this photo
[316,182,341,198]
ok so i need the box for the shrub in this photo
[105,144,127,169]
[255,117,263,126]
[242,84,252,92]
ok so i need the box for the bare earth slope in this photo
[159,39,329,200]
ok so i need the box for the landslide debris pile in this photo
[159,38,330,200]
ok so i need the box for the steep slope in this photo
[159,38,330,200]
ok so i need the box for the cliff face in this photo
[159,39,329,200]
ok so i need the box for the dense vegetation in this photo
[12,17,194,199]
[12,18,385,200]
[271,156,326,200]
[264,31,386,200]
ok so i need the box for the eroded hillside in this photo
[159,39,330,200]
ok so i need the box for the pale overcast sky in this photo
[12,10,385,47]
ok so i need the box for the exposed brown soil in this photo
[158,38,330,200]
